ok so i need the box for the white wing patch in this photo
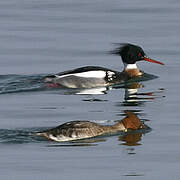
[56,71,106,79]
[107,71,115,81]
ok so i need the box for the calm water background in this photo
[0,0,180,179]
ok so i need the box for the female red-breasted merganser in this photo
[36,111,147,142]
[44,43,164,88]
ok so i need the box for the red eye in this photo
[138,53,142,57]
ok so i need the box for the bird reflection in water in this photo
[114,82,165,106]
[118,132,150,155]
[75,82,164,105]
[119,132,143,146]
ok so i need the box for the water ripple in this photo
[0,128,38,144]
[0,74,45,94]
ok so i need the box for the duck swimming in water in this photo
[36,111,147,142]
[44,43,164,89]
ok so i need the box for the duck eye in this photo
[138,53,142,57]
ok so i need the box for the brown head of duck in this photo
[113,110,146,131]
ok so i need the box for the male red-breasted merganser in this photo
[44,43,164,88]
[36,111,147,142]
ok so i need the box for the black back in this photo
[56,66,116,76]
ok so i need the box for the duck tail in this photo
[44,75,56,83]
[35,132,49,138]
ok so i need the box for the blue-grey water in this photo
[0,0,179,179]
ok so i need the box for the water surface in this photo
[0,0,180,179]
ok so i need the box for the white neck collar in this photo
[124,63,138,70]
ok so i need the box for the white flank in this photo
[124,63,138,70]
[56,70,106,79]
[48,134,89,142]
[48,134,74,142]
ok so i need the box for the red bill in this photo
[143,56,164,65]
